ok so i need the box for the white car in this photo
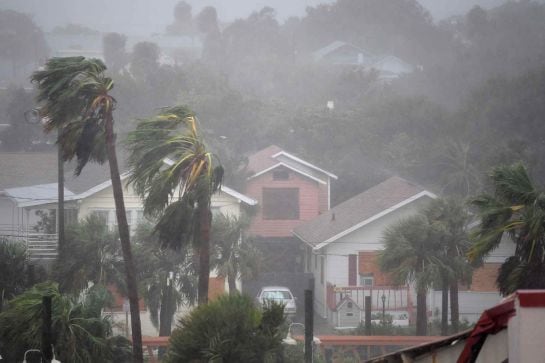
[256,286,297,316]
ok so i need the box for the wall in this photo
[325,196,432,287]
[429,290,502,324]
[246,171,321,237]
[509,300,545,362]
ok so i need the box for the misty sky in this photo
[0,0,526,35]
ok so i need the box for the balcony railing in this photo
[0,225,58,261]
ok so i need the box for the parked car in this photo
[256,286,297,316]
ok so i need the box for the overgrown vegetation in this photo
[165,293,285,362]
[0,282,132,363]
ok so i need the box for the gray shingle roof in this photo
[293,176,429,248]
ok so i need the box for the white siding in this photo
[324,196,433,286]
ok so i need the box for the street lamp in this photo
[381,294,386,322]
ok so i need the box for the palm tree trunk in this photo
[416,288,427,336]
[228,269,237,294]
[198,206,211,305]
[104,113,144,363]
[441,274,449,336]
[450,281,459,333]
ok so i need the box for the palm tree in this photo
[126,106,223,305]
[133,223,197,337]
[0,282,132,362]
[210,213,262,293]
[52,215,125,294]
[31,57,143,362]
[425,198,472,334]
[378,215,441,335]
[469,162,545,295]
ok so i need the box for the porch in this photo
[0,224,58,261]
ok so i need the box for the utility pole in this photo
[42,296,53,363]
[304,289,313,363]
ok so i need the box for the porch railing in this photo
[326,282,412,315]
[0,225,58,261]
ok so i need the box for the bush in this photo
[0,282,131,362]
[165,293,285,362]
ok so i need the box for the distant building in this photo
[312,41,414,80]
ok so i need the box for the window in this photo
[272,169,290,180]
[360,274,374,287]
[262,188,299,220]
[64,209,78,226]
[92,210,110,225]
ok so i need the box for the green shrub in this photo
[165,293,285,362]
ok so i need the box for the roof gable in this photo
[293,177,436,249]
[247,145,337,182]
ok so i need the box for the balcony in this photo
[0,224,58,261]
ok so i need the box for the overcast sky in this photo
[0,0,527,35]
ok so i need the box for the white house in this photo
[293,176,436,328]
[293,176,515,329]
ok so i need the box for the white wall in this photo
[429,290,503,324]
[325,196,433,286]
[509,301,545,362]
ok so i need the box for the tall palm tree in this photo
[378,215,441,336]
[210,213,262,293]
[31,57,143,362]
[425,198,471,334]
[126,106,223,305]
[469,162,545,295]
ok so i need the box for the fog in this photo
[1,0,545,361]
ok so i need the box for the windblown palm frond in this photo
[127,106,223,215]
[470,162,545,294]
[31,57,114,175]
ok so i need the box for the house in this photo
[243,145,337,274]
[293,176,435,327]
[368,290,545,363]
[312,41,414,80]
[293,175,517,329]
[0,152,257,285]
[312,41,376,66]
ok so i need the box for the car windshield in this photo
[262,291,291,300]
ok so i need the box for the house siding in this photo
[246,171,321,237]
[325,197,432,287]
[470,263,501,292]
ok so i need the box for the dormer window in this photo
[273,169,290,180]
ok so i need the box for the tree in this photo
[0,282,132,363]
[0,240,33,312]
[126,106,223,305]
[31,57,144,362]
[166,1,194,35]
[51,215,125,294]
[469,162,545,295]
[102,32,128,73]
[424,198,471,334]
[210,213,262,293]
[130,41,160,81]
[164,293,284,362]
[133,223,197,337]
[0,10,48,79]
[378,215,440,335]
